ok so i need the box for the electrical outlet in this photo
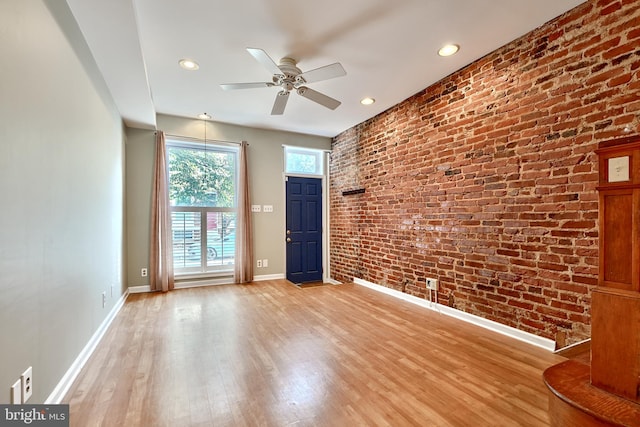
[263,259,268,268]
[141,268,148,277]
[426,278,438,291]
[257,260,263,268]
[10,379,21,404]
[102,291,107,308]
[21,367,32,403]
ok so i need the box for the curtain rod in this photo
[158,132,246,146]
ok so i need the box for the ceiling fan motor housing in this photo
[277,57,302,77]
[273,57,304,91]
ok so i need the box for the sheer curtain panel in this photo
[234,141,254,283]
[150,131,175,292]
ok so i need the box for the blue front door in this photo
[286,176,323,283]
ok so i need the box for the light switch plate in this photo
[263,205,273,213]
[11,379,21,404]
[251,205,261,212]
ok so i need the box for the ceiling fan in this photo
[220,48,346,115]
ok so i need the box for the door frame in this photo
[282,151,331,283]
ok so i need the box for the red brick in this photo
[584,36,621,57]
[600,1,622,15]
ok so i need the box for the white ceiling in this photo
[65,0,586,138]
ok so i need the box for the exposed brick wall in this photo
[330,0,640,347]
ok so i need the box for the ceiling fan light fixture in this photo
[198,113,211,120]
[360,97,375,106]
[438,44,460,57]
[179,58,200,70]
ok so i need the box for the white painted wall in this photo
[0,0,125,403]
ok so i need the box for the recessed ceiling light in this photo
[179,58,200,70]
[438,44,460,57]
[360,97,375,105]
[198,113,211,120]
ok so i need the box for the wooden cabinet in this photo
[592,136,640,402]
[596,137,640,292]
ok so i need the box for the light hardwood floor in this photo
[64,280,566,426]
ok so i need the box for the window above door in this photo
[284,146,325,176]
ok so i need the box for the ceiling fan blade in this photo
[246,47,283,76]
[271,90,290,115]
[220,82,274,90]
[296,87,341,110]
[297,63,346,84]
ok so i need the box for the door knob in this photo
[286,237,291,243]
[286,230,291,235]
